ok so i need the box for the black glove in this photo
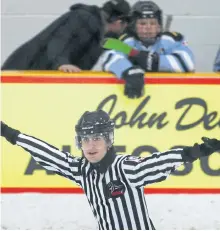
[182,137,220,162]
[200,137,220,154]
[129,51,159,72]
[1,121,20,145]
[122,67,145,99]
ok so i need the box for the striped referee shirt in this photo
[16,133,185,230]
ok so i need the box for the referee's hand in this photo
[1,121,20,145]
[1,121,7,137]
[200,137,220,154]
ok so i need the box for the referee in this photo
[1,110,220,230]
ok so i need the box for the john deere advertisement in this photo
[1,72,220,192]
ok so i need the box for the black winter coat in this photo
[2,4,105,70]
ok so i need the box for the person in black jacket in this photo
[1,0,130,72]
[1,110,220,230]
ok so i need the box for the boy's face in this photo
[81,134,108,163]
[135,18,161,42]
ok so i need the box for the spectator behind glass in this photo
[1,0,130,73]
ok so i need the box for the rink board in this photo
[1,71,220,193]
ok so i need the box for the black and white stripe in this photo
[16,133,184,230]
[123,150,184,187]
[17,133,82,185]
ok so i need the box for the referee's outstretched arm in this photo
[123,148,184,187]
[1,122,82,185]
[123,140,220,188]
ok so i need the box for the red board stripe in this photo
[1,76,220,84]
[1,187,220,194]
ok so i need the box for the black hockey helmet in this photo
[75,110,115,149]
[126,1,163,45]
[130,1,163,26]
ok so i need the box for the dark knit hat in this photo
[102,0,130,22]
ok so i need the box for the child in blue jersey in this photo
[213,47,220,72]
[101,1,195,99]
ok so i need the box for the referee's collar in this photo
[90,146,116,174]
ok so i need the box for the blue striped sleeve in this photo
[159,35,195,72]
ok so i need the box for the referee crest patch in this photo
[105,180,125,199]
